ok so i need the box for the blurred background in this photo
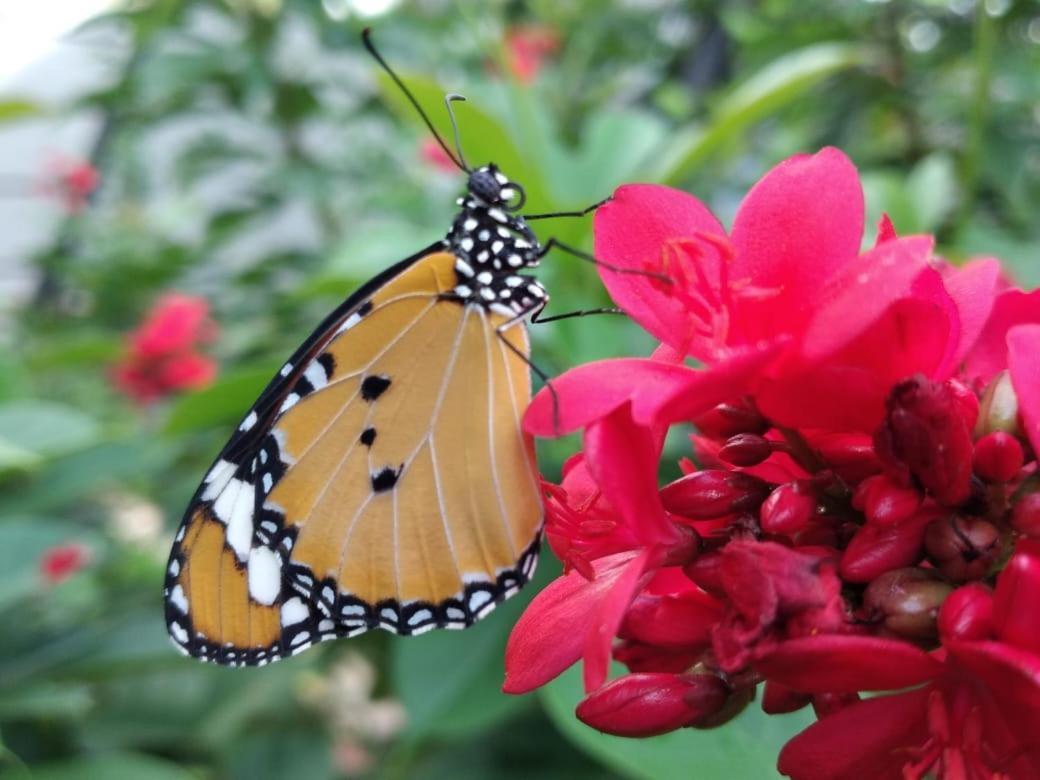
[0,0,1038,778]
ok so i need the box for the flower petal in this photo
[754,635,942,693]
[503,551,641,694]
[584,404,673,545]
[946,639,1040,737]
[594,183,726,352]
[993,537,1040,655]
[777,687,931,780]
[584,548,653,692]
[941,258,1001,366]
[524,344,780,437]
[1008,324,1040,456]
[729,147,864,338]
[965,289,1040,383]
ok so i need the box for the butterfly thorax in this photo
[444,164,548,319]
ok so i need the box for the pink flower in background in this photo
[39,155,99,213]
[418,138,458,173]
[504,148,1040,779]
[504,25,560,83]
[40,543,92,584]
[112,294,218,404]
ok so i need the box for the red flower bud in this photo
[840,508,934,583]
[811,692,860,718]
[1011,492,1040,537]
[718,433,773,467]
[660,471,770,520]
[853,474,922,526]
[923,515,1001,583]
[760,482,816,535]
[938,582,995,642]
[874,376,974,506]
[761,680,810,715]
[972,432,1024,483]
[691,397,769,439]
[863,567,952,641]
[620,592,723,649]
[613,641,701,674]
[813,432,882,485]
[575,673,729,737]
[683,552,726,599]
[946,378,980,432]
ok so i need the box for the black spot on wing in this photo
[360,428,377,447]
[371,465,402,492]
[317,352,336,379]
[357,300,373,317]
[361,375,391,401]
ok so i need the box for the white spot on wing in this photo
[212,477,254,561]
[169,584,188,613]
[281,597,309,626]
[202,459,236,500]
[248,546,282,605]
[303,360,328,390]
[170,621,189,644]
[335,312,363,335]
[239,411,258,431]
[279,393,300,413]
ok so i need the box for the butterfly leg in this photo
[495,305,562,436]
[530,307,623,324]
[537,238,671,284]
[522,197,610,221]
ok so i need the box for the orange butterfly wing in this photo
[164,250,542,665]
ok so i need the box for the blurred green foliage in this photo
[1,0,1038,777]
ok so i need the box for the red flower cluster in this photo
[505,149,1040,778]
[111,294,218,404]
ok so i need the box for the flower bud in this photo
[621,592,722,649]
[946,378,980,432]
[691,397,769,439]
[660,471,770,519]
[938,582,995,642]
[874,376,974,506]
[761,680,810,715]
[811,692,860,718]
[575,673,729,737]
[840,508,934,583]
[760,482,816,535]
[973,431,1024,483]
[1011,491,1040,537]
[613,641,701,674]
[813,432,882,485]
[683,552,726,599]
[976,370,1019,437]
[853,474,921,526]
[924,515,1001,583]
[993,538,1040,655]
[863,567,952,641]
[718,433,773,467]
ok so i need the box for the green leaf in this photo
[0,684,93,722]
[540,664,814,780]
[0,100,40,122]
[908,153,958,233]
[0,401,100,473]
[653,43,876,184]
[164,367,271,434]
[10,753,194,780]
[392,556,557,739]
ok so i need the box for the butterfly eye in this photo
[502,181,526,212]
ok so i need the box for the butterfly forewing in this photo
[165,250,542,665]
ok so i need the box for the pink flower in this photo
[40,543,91,584]
[39,156,99,212]
[504,25,559,84]
[112,294,218,404]
[418,138,457,173]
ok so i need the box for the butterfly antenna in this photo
[444,93,470,171]
[361,28,467,173]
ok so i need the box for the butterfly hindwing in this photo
[164,250,543,665]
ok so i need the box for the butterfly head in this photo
[467,164,526,211]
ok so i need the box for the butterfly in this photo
[163,29,577,666]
